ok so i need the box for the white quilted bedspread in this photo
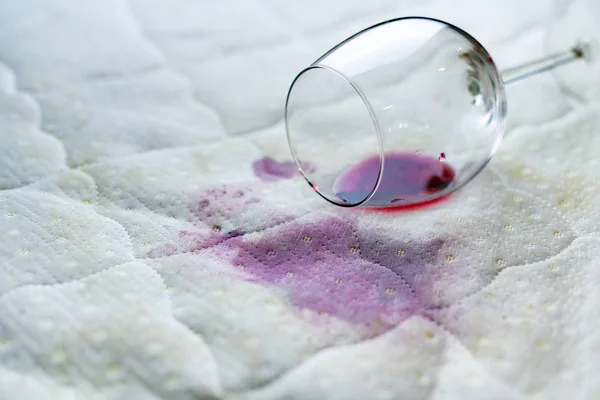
[1,1,600,399]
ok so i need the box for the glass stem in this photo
[501,42,589,86]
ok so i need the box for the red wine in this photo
[334,152,456,207]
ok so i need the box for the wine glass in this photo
[284,16,596,209]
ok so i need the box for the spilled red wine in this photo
[333,151,456,207]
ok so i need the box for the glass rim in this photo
[285,64,385,208]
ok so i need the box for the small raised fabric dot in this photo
[51,216,62,222]
[416,372,430,386]
[333,278,343,284]
[396,249,405,256]
[301,234,312,242]
[504,224,512,230]
[424,331,434,339]
[212,225,221,232]
[484,293,494,300]
[414,370,424,382]
[7,211,15,217]
[371,318,384,328]
[146,342,164,356]
[165,374,181,390]
[471,336,485,352]
[445,254,454,262]
[385,288,395,294]
[286,271,293,276]
[244,337,259,349]
[18,248,28,256]
[557,200,566,207]
[534,339,548,349]
[142,242,151,248]
[548,264,558,271]
[106,363,122,380]
[553,231,561,237]
[577,122,591,132]
[49,349,67,364]
[349,246,359,253]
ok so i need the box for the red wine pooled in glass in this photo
[333,152,456,207]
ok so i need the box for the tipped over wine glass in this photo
[284,15,598,209]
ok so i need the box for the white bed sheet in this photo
[0,0,599,399]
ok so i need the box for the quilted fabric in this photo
[0,0,599,399]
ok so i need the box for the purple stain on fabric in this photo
[148,183,295,258]
[252,157,315,182]
[191,185,263,223]
[150,184,451,331]
[228,215,442,329]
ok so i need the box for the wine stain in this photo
[149,183,456,333]
[252,157,315,182]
